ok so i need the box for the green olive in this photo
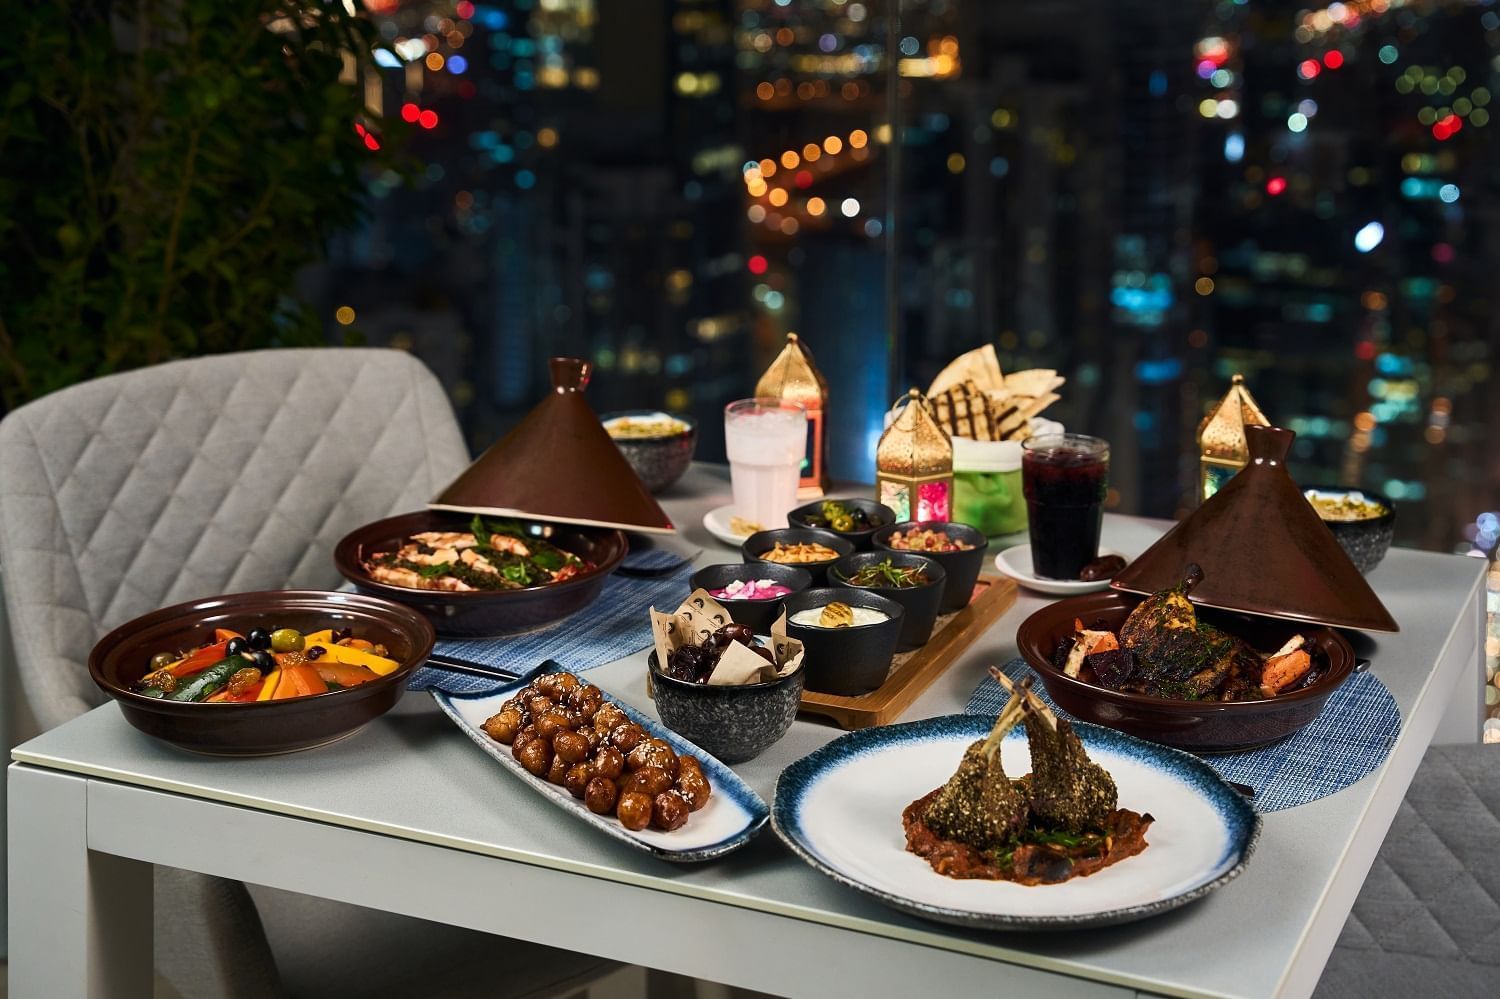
[149,652,176,671]
[269,628,305,654]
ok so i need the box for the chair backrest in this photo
[0,348,470,731]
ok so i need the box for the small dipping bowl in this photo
[788,498,897,551]
[648,651,803,764]
[689,563,813,635]
[782,588,904,696]
[742,528,854,586]
[873,521,990,612]
[830,552,946,651]
[1301,485,1396,575]
[600,410,697,493]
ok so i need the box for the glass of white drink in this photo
[724,398,807,529]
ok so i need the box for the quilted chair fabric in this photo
[0,347,468,731]
[1316,744,1500,998]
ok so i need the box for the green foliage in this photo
[0,0,393,409]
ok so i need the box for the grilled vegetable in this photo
[168,656,250,702]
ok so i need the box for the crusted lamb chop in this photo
[992,669,1117,833]
[924,689,1029,850]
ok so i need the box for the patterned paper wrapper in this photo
[650,589,804,685]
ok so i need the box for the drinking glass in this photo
[1022,434,1110,579]
[724,399,807,529]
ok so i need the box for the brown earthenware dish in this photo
[335,509,628,638]
[1015,591,1357,752]
[89,590,435,756]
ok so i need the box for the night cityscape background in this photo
[302,0,1500,735]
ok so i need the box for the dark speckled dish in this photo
[782,587,903,696]
[773,715,1260,930]
[741,528,854,586]
[601,411,697,493]
[788,497,897,550]
[830,551,946,651]
[1302,485,1396,575]
[648,650,803,763]
[873,521,989,612]
[688,562,813,635]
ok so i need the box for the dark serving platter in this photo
[1015,590,1357,752]
[335,509,628,638]
[89,589,435,756]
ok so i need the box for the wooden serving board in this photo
[798,574,1018,730]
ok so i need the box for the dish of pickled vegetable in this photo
[133,626,401,703]
[364,515,594,592]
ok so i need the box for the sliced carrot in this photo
[205,688,233,703]
[271,671,303,700]
[257,672,282,701]
[314,662,379,688]
[170,640,230,678]
[214,628,245,643]
[293,664,329,696]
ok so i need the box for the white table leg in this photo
[7,765,152,999]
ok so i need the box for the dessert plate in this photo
[703,503,766,547]
[435,662,768,862]
[994,545,1126,595]
[773,715,1259,930]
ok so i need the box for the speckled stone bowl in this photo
[601,411,697,493]
[648,651,804,764]
[688,562,813,635]
[1302,485,1396,575]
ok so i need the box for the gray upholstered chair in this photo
[0,348,617,998]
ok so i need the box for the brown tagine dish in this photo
[904,672,1153,886]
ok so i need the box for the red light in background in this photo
[1355,341,1376,361]
[747,255,769,275]
[1323,51,1344,70]
[1297,59,1321,80]
[794,170,813,189]
[418,109,439,130]
[400,103,420,123]
[1432,243,1456,264]
[456,1,475,18]
[1265,176,1287,196]
[1433,115,1461,140]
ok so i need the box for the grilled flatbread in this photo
[929,344,1005,397]
[930,380,993,440]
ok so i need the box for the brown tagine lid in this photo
[430,357,675,534]
[1112,424,1398,632]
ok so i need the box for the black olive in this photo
[305,645,325,661]
[245,649,276,671]
[224,637,248,657]
[246,628,271,651]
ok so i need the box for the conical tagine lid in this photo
[430,357,675,534]
[1112,424,1397,632]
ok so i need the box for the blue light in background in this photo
[1149,71,1168,97]
[1354,221,1384,252]
[373,48,402,69]
[1224,133,1244,162]
[448,55,468,74]
[515,169,536,189]
[1134,358,1184,384]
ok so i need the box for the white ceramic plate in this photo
[773,716,1259,930]
[434,663,768,862]
[993,544,1127,595]
[702,503,766,547]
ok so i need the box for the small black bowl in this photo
[688,563,813,634]
[741,528,854,586]
[782,588,904,696]
[648,651,803,763]
[600,410,697,493]
[1301,485,1396,575]
[873,521,990,612]
[830,552,946,651]
[788,497,897,550]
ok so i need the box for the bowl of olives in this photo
[648,623,803,764]
[788,498,896,550]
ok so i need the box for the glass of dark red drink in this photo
[1022,434,1110,580]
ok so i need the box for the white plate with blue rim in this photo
[773,715,1259,929]
[434,661,768,862]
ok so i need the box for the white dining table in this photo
[6,465,1487,998]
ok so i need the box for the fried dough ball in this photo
[676,766,711,812]
[482,708,522,744]
[591,704,627,734]
[535,709,573,740]
[552,729,590,764]
[627,739,679,777]
[546,754,569,786]
[652,790,690,831]
[621,766,674,797]
[616,790,653,830]
[610,723,645,754]
[592,745,625,781]
[526,695,555,718]
[586,777,619,815]
[564,762,593,798]
[518,739,551,777]
[511,724,540,757]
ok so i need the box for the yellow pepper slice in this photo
[303,629,335,646]
[256,671,281,701]
[307,642,400,676]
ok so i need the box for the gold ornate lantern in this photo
[1197,373,1269,502]
[755,332,830,497]
[876,389,954,522]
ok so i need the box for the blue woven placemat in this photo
[967,658,1401,812]
[406,548,694,695]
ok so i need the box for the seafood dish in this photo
[133,625,399,703]
[1057,567,1315,702]
[603,413,691,440]
[842,557,931,589]
[709,579,793,601]
[761,541,841,565]
[363,516,593,592]
[795,500,881,533]
[789,601,889,629]
[885,527,976,553]
[905,672,1152,885]
[482,670,712,832]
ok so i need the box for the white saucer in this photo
[702,504,770,547]
[993,544,1126,595]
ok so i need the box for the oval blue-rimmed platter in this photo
[773,715,1260,929]
[433,662,768,862]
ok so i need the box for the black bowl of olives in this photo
[788,498,896,550]
[648,624,803,764]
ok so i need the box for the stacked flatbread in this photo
[925,345,1064,442]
